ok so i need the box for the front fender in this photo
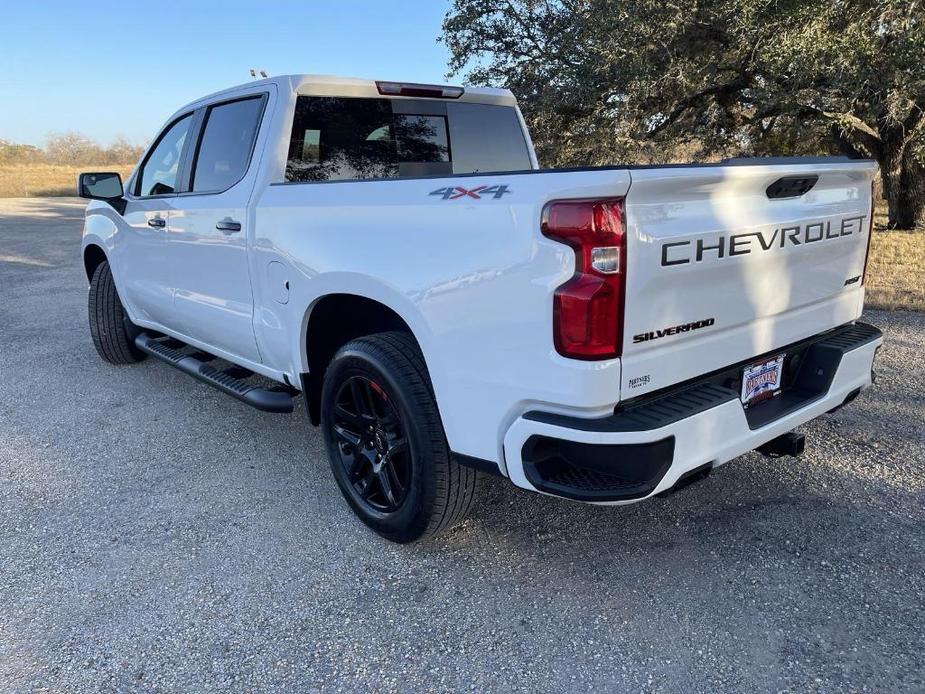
[80,201,119,275]
[81,201,119,252]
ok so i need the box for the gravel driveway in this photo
[1,198,923,692]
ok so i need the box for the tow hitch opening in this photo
[756,431,805,458]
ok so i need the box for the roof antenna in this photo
[259,69,268,79]
[249,69,257,79]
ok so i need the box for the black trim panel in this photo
[526,382,737,433]
[522,435,675,502]
[452,453,503,477]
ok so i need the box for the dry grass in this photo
[866,230,925,312]
[864,200,925,311]
[0,164,134,198]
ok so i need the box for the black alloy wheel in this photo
[331,375,411,513]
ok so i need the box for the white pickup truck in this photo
[79,74,882,542]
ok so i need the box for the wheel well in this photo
[83,244,107,283]
[303,294,417,425]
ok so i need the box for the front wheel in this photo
[88,261,145,365]
[320,331,478,543]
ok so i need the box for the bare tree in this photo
[45,132,104,165]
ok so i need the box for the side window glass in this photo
[137,114,192,196]
[191,97,264,192]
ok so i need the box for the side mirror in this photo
[78,172,125,213]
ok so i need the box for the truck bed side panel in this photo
[254,169,632,465]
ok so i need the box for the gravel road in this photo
[1,198,923,693]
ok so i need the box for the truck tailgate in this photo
[620,160,877,399]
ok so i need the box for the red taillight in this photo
[541,199,626,360]
[375,81,464,99]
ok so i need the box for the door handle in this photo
[216,220,242,233]
[147,218,166,228]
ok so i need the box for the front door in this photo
[118,112,194,327]
[167,95,266,363]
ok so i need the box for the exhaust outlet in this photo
[756,431,805,458]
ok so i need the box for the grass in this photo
[864,200,925,311]
[0,163,134,198]
[866,231,925,312]
[1,163,921,310]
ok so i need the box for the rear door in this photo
[167,92,269,362]
[620,160,877,398]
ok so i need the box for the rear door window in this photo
[191,96,265,193]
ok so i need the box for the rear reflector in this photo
[376,81,465,99]
[541,199,627,360]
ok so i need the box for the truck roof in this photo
[181,74,518,111]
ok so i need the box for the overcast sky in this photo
[1,1,453,146]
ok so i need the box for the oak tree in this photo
[443,0,925,228]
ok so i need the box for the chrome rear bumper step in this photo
[135,333,295,413]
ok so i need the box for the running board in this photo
[134,333,295,413]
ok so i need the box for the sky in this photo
[0,1,456,146]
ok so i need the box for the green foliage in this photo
[442,0,925,227]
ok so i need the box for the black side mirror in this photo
[78,172,126,214]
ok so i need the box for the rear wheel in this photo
[320,331,478,543]
[88,260,145,365]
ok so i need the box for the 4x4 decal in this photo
[429,185,511,200]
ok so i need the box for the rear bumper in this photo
[503,322,882,504]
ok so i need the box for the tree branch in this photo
[645,75,751,138]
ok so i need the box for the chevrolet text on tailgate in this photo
[78,75,882,542]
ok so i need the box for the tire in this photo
[320,331,478,543]
[88,261,145,365]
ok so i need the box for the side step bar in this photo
[134,333,295,413]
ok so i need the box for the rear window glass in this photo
[286,97,398,181]
[286,96,530,182]
[445,102,531,175]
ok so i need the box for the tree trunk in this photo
[879,141,925,230]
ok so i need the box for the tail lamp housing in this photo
[541,198,627,360]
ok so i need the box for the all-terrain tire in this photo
[88,261,145,365]
[320,331,479,543]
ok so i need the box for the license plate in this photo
[741,354,785,407]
